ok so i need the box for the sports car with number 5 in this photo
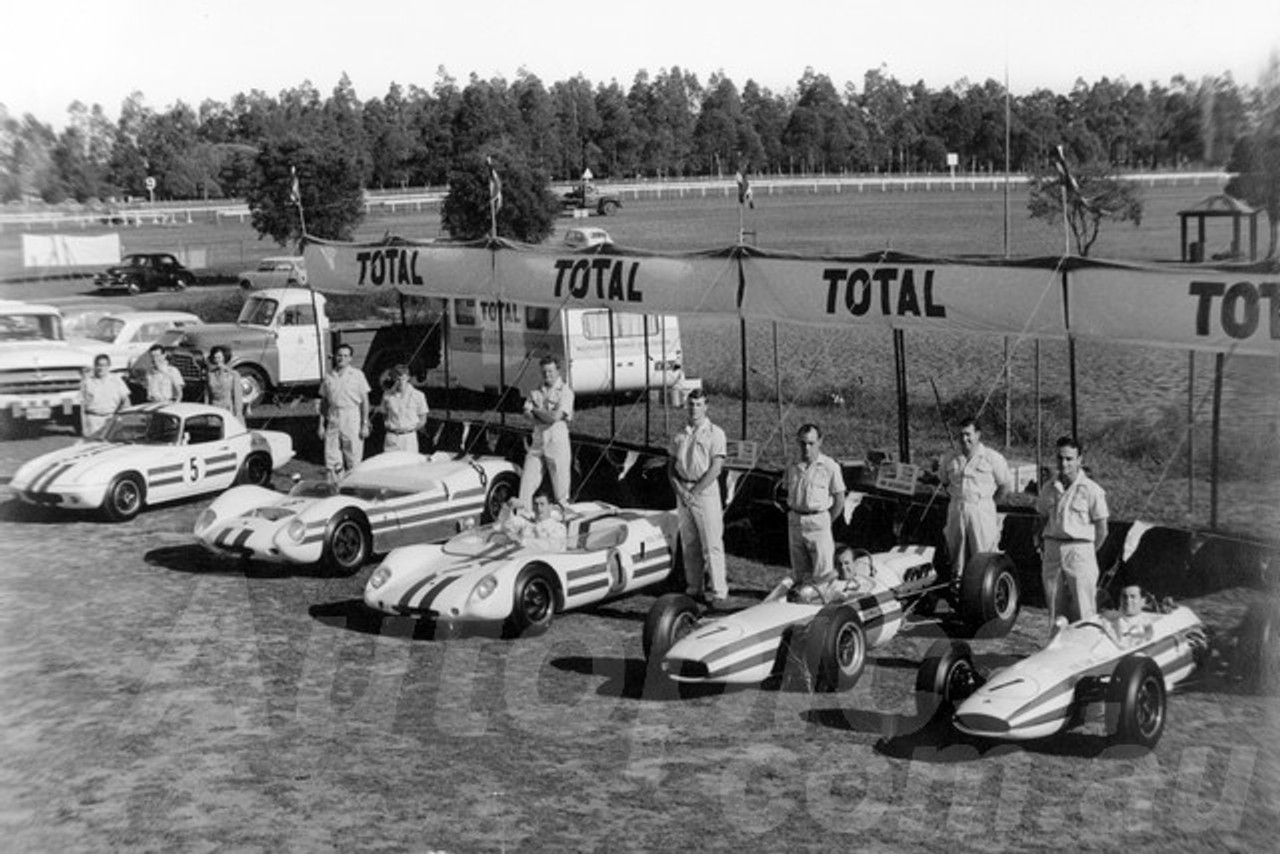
[362,501,680,637]
[194,450,520,574]
[11,402,293,521]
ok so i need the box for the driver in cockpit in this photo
[794,544,877,604]
[1108,584,1154,647]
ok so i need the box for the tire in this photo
[239,279,253,291]
[1231,598,1280,695]
[957,552,1020,636]
[171,275,190,291]
[322,511,371,575]
[507,564,558,637]
[235,365,270,408]
[1108,655,1166,748]
[915,639,982,717]
[643,593,700,662]
[601,200,620,216]
[481,472,519,524]
[102,473,145,522]
[802,603,867,692]
[126,281,141,296]
[236,452,273,487]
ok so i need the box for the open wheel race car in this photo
[11,403,293,521]
[643,545,1021,693]
[916,592,1210,749]
[363,501,680,637]
[194,450,519,573]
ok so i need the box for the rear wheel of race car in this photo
[323,511,371,575]
[643,593,700,663]
[102,473,145,522]
[802,604,867,692]
[916,639,982,717]
[236,365,270,409]
[1108,655,1166,749]
[1230,598,1280,695]
[236,452,273,487]
[958,552,1020,637]
[482,472,520,524]
[507,564,559,637]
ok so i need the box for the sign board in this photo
[875,461,921,495]
[946,153,959,167]
[144,176,157,191]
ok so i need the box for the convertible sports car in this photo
[916,597,1210,748]
[362,501,680,637]
[11,402,293,521]
[194,451,520,573]
[644,545,1020,692]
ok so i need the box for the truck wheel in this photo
[235,366,269,408]
[482,472,519,524]
[643,593,700,663]
[1107,655,1166,748]
[958,552,1020,637]
[102,473,145,522]
[802,603,867,692]
[600,200,620,216]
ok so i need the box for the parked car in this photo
[238,256,306,290]
[67,309,201,372]
[563,227,612,250]
[10,402,294,521]
[363,501,681,637]
[194,450,520,574]
[0,300,94,435]
[93,253,196,294]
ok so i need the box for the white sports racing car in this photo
[194,451,520,573]
[11,402,294,521]
[363,501,680,637]
[644,545,1020,692]
[917,595,1210,748]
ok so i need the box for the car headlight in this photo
[285,517,306,543]
[368,565,391,590]
[473,575,498,600]
[195,508,216,532]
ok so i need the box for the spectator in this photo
[668,388,729,608]
[941,416,1012,578]
[318,343,371,481]
[785,423,847,584]
[1034,436,1109,632]
[204,345,243,420]
[380,364,429,453]
[518,355,574,510]
[143,345,183,403]
[80,353,130,437]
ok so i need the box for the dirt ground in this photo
[0,428,1277,853]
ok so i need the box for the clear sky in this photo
[3,0,1277,128]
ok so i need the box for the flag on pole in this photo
[1051,145,1079,196]
[735,170,754,209]
[487,157,503,212]
[289,165,301,206]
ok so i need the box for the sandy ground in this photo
[0,427,1277,853]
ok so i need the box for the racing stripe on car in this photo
[566,562,608,597]
[631,558,671,579]
[704,647,780,679]
[28,444,118,491]
[205,452,238,477]
[701,624,789,667]
[400,574,461,612]
[32,462,78,493]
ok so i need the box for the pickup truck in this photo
[0,300,95,435]
[152,289,440,408]
[561,182,622,216]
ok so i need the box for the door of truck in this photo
[276,301,327,383]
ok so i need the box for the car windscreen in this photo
[90,317,126,342]
[103,411,182,445]
[0,313,61,341]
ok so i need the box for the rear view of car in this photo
[563,228,612,250]
[238,257,306,290]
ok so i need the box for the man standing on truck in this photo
[318,343,371,481]
[380,364,429,453]
[518,355,574,511]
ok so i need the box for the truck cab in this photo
[0,300,95,434]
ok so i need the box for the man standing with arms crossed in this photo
[80,354,131,437]
[785,423,846,584]
[1034,435,1109,634]
[318,343,371,481]
[519,355,574,511]
[668,389,729,608]
[941,416,1012,578]
[380,364,429,453]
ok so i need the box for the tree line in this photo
[1,64,1272,204]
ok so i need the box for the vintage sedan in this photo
[10,402,293,521]
[93,253,196,294]
[645,546,945,692]
[194,451,520,573]
[917,597,1210,749]
[362,502,680,637]
[67,309,201,372]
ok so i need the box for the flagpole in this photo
[291,164,325,403]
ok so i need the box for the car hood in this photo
[166,324,274,350]
[11,441,154,490]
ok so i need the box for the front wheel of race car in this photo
[643,593,700,663]
[915,639,982,718]
[323,511,371,575]
[1108,655,1166,749]
[236,452,273,487]
[507,564,559,637]
[802,603,867,692]
[102,473,145,522]
[481,472,520,524]
[958,552,1020,637]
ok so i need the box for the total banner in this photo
[302,238,1280,357]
